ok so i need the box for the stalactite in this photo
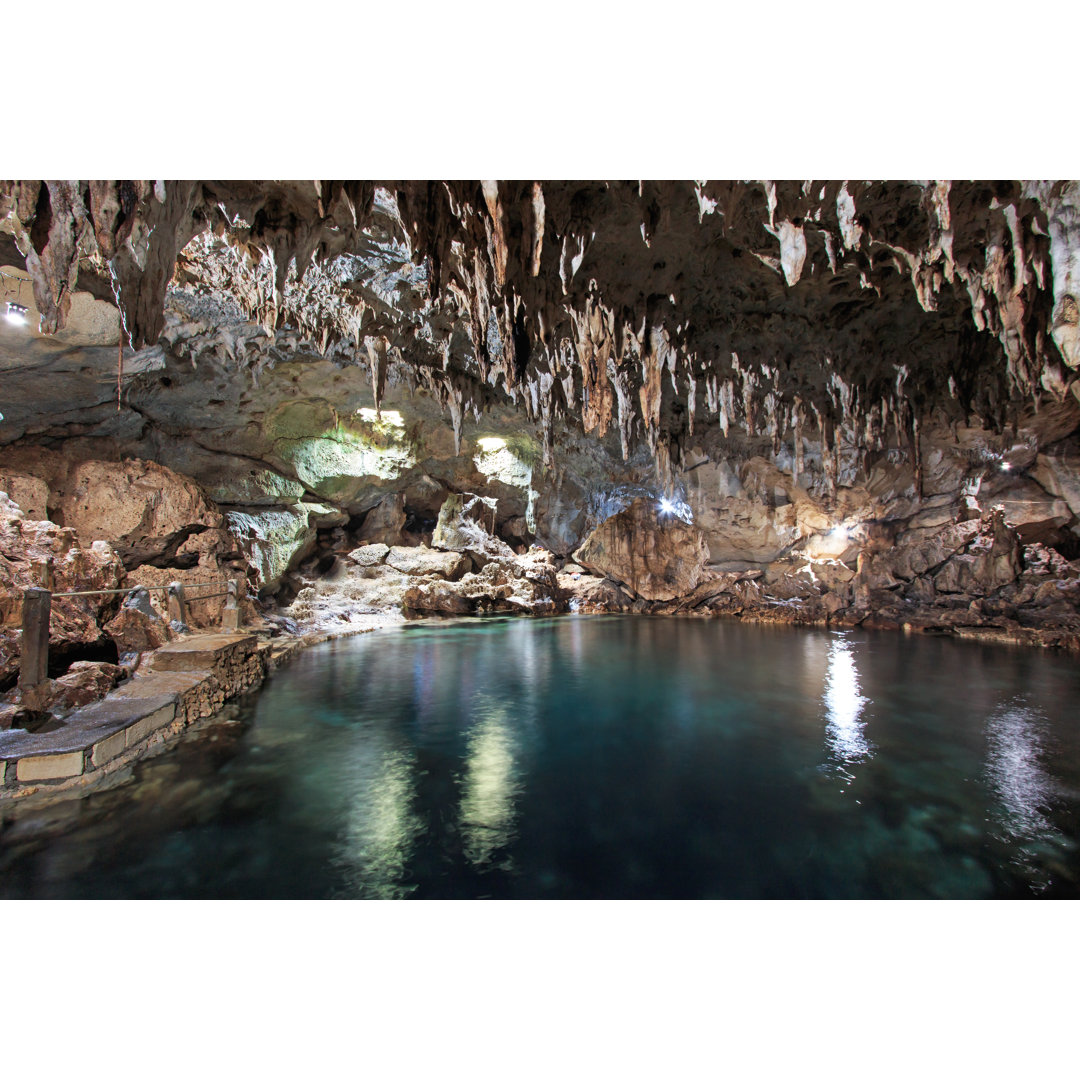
[2,178,1074,489]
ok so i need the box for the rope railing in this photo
[52,581,235,598]
[16,576,246,692]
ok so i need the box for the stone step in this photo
[0,692,179,781]
[150,632,256,672]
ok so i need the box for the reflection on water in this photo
[2,618,1080,899]
[823,634,872,771]
[335,736,422,899]
[984,700,1063,890]
[458,701,520,868]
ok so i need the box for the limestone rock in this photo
[104,589,171,653]
[432,493,514,561]
[402,555,565,616]
[226,506,317,594]
[0,474,49,520]
[49,661,125,712]
[357,492,407,545]
[0,499,127,669]
[559,573,634,614]
[401,580,477,615]
[56,459,223,568]
[385,545,469,579]
[573,498,709,601]
[347,543,390,567]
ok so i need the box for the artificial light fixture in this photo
[1000,461,1013,472]
[659,497,676,515]
[4,302,28,325]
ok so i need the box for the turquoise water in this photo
[2,616,1079,899]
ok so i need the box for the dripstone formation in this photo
[2,180,1080,719]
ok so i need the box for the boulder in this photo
[559,574,634,613]
[347,543,390,567]
[573,497,709,601]
[386,545,469,579]
[49,660,125,712]
[357,492,407,546]
[104,588,171,653]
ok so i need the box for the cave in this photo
[1,177,1079,906]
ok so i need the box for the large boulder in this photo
[573,497,710,601]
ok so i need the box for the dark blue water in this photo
[2,616,1079,899]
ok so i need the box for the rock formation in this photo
[1,176,1079,707]
[573,498,709,601]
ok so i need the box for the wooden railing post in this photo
[19,586,51,690]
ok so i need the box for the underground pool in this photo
[2,616,1079,899]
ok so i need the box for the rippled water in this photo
[2,617,1079,899]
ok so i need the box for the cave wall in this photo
[2,179,1079,627]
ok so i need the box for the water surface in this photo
[2,617,1079,899]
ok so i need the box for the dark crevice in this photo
[47,638,119,678]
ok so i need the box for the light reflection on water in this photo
[2,617,1080,899]
[823,634,872,771]
[983,700,1069,891]
[458,701,521,869]
[334,736,422,899]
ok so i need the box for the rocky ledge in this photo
[0,633,268,801]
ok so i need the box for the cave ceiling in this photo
[2,179,1079,485]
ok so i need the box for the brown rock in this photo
[1,499,127,663]
[357,493,407,546]
[49,661,125,712]
[56,459,222,568]
[573,498,709,601]
[0,474,49,519]
[104,590,171,654]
